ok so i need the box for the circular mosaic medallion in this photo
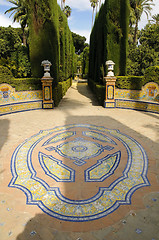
[9,124,150,221]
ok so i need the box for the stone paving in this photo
[0,81,159,240]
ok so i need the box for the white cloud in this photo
[0,13,20,27]
[0,0,12,7]
[57,0,105,11]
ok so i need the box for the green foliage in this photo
[52,78,72,106]
[82,47,89,78]
[2,2,75,82]
[127,23,159,76]
[127,44,158,76]
[0,71,41,91]
[0,26,21,58]
[89,0,129,84]
[120,0,129,74]
[139,23,159,51]
[28,0,75,83]
[72,32,87,54]
[129,0,154,44]
[5,0,28,32]
[150,14,159,25]
[144,66,159,85]
[0,26,31,78]
[116,76,144,90]
[0,63,71,105]
[28,0,59,80]
[10,45,31,77]
[0,65,14,82]
[9,78,41,91]
[88,75,145,105]
[88,78,105,105]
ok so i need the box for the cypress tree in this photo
[28,0,74,83]
[89,0,129,82]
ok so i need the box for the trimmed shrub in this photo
[11,78,41,91]
[89,68,159,106]
[96,84,105,105]
[88,75,144,105]
[53,78,72,106]
[0,76,41,92]
[82,47,89,78]
[0,74,71,107]
[143,66,159,85]
[88,78,105,105]
[28,1,75,83]
[0,65,14,82]
[116,76,144,90]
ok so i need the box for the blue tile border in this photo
[8,124,150,222]
[115,99,159,114]
[0,100,43,116]
[39,152,75,182]
[85,151,121,182]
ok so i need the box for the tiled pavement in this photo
[0,81,159,240]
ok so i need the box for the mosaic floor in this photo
[8,124,150,224]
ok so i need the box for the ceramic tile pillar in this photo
[104,60,116,108]
[104,76,116,108]
[41,60,54,109]
[41,77,54,109]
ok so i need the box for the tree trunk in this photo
[92,8,95,28]
[133,19,138,45]
[63,0,65,9]
[96,2,98,15]
[22,27,27,46]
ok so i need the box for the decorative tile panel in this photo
[0,83,42,115]
[116,99,159,114]
[9,124,150,222]
[0,83,42,104]
[0,100,42,116]
[115,82,159,102]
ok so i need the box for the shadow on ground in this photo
[0,119,9,151]
[15,191,159,240]
[77,83,99,106]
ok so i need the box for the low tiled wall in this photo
[115,82,159,114]
[0,83,43,116]
[0,100,42,116]
[115,82,159,102]
[1,82,159,115]
[116,99,159,114]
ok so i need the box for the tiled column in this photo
[104,76,116,108]
[41,77,54,109]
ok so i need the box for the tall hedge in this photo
[28,0,75,84]
[82,47,89,78]
[89,0,129,83]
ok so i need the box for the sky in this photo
[0,0,159,43]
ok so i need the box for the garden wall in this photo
[115,82,159,113]
[0,78,72,116]
[88,78,159,114]
[0,83,42,115]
